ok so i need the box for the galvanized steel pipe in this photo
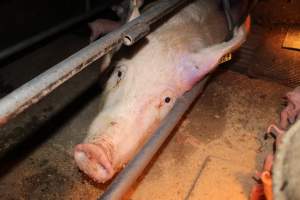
[0,0,189,127]
[99,77,209,200]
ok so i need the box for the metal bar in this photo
[0,2,112,61]
[0,0,189,127]
[99,77,209,200]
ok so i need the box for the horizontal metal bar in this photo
[99,77,209,200]
[0,2,112,61]
[0,0,189,127]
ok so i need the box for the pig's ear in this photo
[183,17,250,86]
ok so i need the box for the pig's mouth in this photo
[74,143,114,183]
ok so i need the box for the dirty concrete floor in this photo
[0,32,291,200]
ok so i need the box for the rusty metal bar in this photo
[99,77,209,200]
[0,0,189,127]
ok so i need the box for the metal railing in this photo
[0,0,189,127]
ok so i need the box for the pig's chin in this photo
[74,143,114,183]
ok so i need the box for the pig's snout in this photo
[74,143,114,183]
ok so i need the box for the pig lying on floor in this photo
[74,0,251,183]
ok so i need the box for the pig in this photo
[280,86,300,129]
[74,0,251,183]
[252,86,300,200]
[266,86,300,146]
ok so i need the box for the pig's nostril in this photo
[75,151,87,162]
[96,163,109,177]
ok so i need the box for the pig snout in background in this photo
[74,0,250,183]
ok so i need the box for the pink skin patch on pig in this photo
[176,55,202,91]
[280,86,300,129]
[175,48,220,91]
[265,87,300,147]
[74,143,114,183]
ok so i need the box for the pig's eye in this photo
[157,90,175,118]
[113,65,127,85]
[160,89,175,106]
[164,97,171,103]
[106,65,127,90]
[115,65,126,79]
[117,71,122,77]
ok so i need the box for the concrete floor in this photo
[0,32,290,200]
[130,71,288,200]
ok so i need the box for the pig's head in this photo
[74,14,249,183]
[74,37,187,182]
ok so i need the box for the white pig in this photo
[74,0,251,183]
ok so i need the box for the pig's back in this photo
[149,0,228,51]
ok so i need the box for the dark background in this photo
[0,0,89,50]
